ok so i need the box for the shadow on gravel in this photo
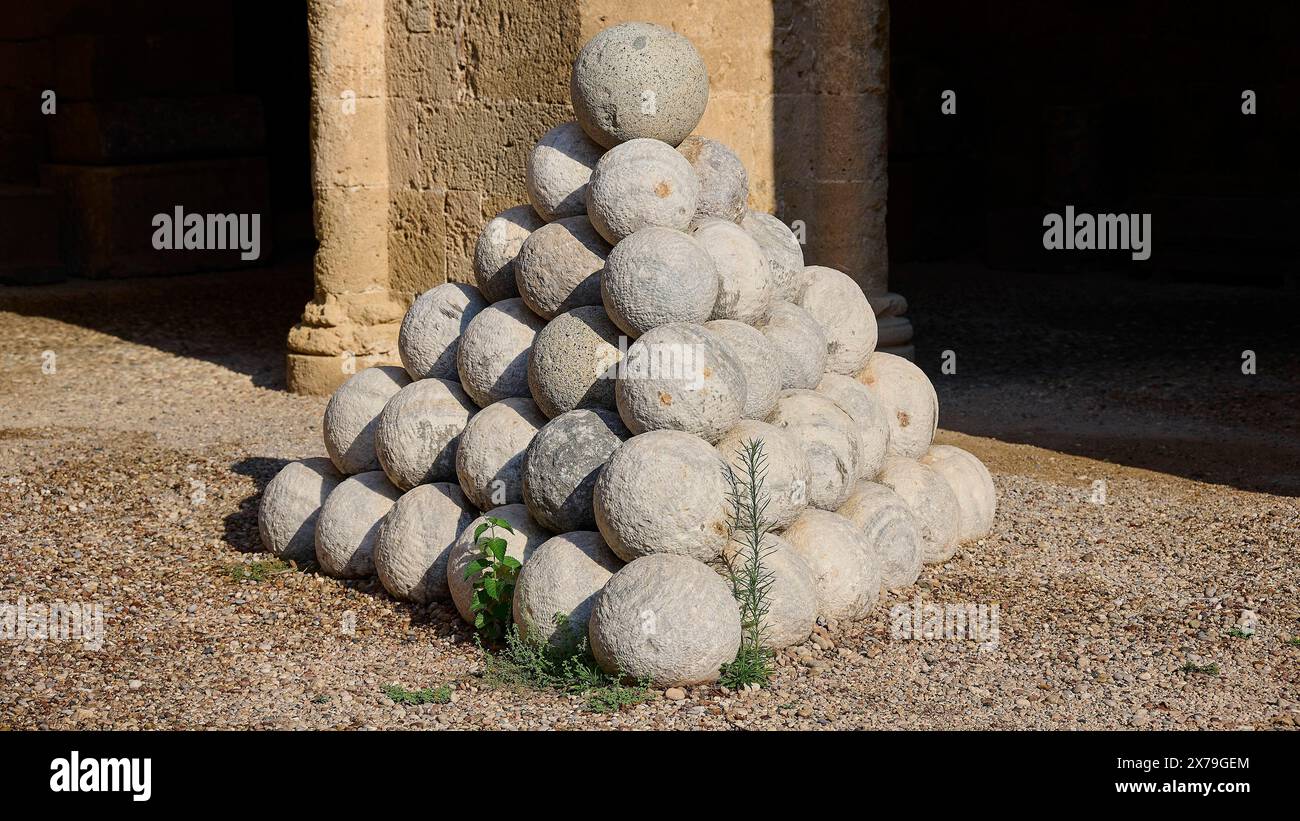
[224,455,291,552]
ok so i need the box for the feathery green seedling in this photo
[719,438,776,688]
[381,683,452,705]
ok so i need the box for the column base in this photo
[871,291,915,361]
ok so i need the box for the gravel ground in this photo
[1,264,1297,730]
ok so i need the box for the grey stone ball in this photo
[455,396,547,511]
[797,265,878,375]
[399,283,490,380]
[717,533,818,650]
[837,480,923,590]
[855,352,938,459]
[315,471,402,578]
[514,215,609,320]
[615,322,747,444]
[694,219,773,324]
[924,445,996,543]
[525,121,604,221]
[323,366,413,475]
[767,389,860,510]
[816,373,891,480]
[586,138,700,243]
[522,408,629,533]
[714,420,810,530]
[877,456,960,564]
[258,457,344,564]
[446,504,551,623]
[570,21,709,149]
[783,508,881,621]
[759,301,827,390]
[601,226,718,338]
[513,530,623,649]
[704,319,781,419]
[741,211,805,302]
[456,297,546,408]
[374,378,477,490]
[589,554,741,686]
[527,306,623,419]
[473,206,546,303]
[594,429,731,563]
[374,482,477,604]
[677,136,748,227]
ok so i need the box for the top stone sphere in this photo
[570,22,710,149]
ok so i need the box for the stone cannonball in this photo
[717,533,818,651]
[472,206,546,303]
[525,121,604,221]
[593,429,731,563]
[855,352,938,459]
[601,226,718,338]
[258,457,344,564]
[767,389,861,510]
[837,480,923,590]
[455,397,548,511]
[528,305,623,419]
[323,366,413,475]
[677,136,748,227]
[513,530,623,649]
[570,21,709,149]
[740,211,806,302]
[783,508,881,622]
[704,319,781,420]
[374,482,477,604]
[589,554,741,686]
[399,283,490,380]
[314,471,402,579]
[876,456,960,565]
[924,445,996,544]
[456,297,546,408]
[374,378,477,490]
[693,219,773,325]
[446,503,551,624]
[514,215,609,320]
[714,420,810,530]
[586,138,699,244]
[614,322,747,444]
[815,373,891,480]
[759,301,827,390]
[797,265,878,375]
[522,408,629,533]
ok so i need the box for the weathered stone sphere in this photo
[513,531,623,649]
[924,445,996,543]
[767,390,860,510]
[315,471,402,578]
[783,508,880,621]
[677,136,748,227]
[855,352,938,459]
[837,480,923,590]
[374,482,476,603]
[594,429,731,562]
[586,138,699,243]
[527,305,623,418]
[258,457,344,564]
[877,456,960,564]
[704,319,780,419]
[718,533,818,650]
[741,211,805,302]
[759,301,827,390]
[523,408,629,533]
[473,206,545,303]
[693,219,772,324]
[589,554,740,686]
[374,378,477,490]
[615,322,746,444]
[514,215,609,320]
[570,22,709,149]
[323,365,412,474]
[601,226,718,338]
[525,121,604,221]
[815,373,890,480]
[456,297,546,407]
[455,397,547,511]
[446,504,551,623]
[714,420,810,530]
[797,266,878,375]
[399,283,490,380]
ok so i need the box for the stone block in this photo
[388,186,447,297]
[0,185,62,278]
[53,32,234,100]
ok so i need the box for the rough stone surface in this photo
[513,530,623,648]
[455,397,547,511]
[594,429,730,562]
[601,226,718,338]
[816,372,891,480]
[677,136,748,227]
[570,21,709,149]
[837,480,923,590]
[783,509,880,621]
[257,457,344,564]
[514,215,609,320]
[925,445,997,543]
[374,378,476,490]
[528,305,623,418]
[398,283,490,381]
[322,366,412,475]
[856,352,938,459]
[694,219,772,324]
[714,420,810,530]
[473,205,546,303]
[615,322,747,444]
[741,211,806,302]
[446,504,550,624]
[586,138,700,243]
[374,482,476,604]
[798,265,878,375]
[718,533,818,650]
[314,470,402,579]
[759,301,827,390]
[767,390,860,510]
[456,298,546,408]
[877,456,961,564]
[589,554,740,686]
[523,408,629,533]
[525,121,603,221]
[704,319,781,419]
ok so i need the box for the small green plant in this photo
[381,683,453,705]
[310,694,330,705]
[1226,627,1252,639]
[224,558,290,582]
[463,516,520,642]
[1289,636,1300,648]
[1181,661,1220,676]
[719,438,776,689]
